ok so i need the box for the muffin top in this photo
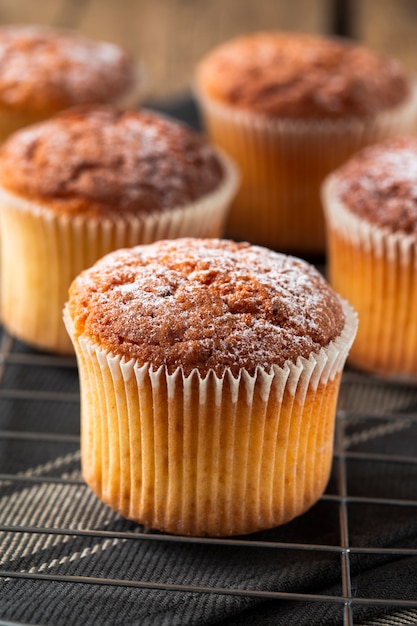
[0,25,138,112]
[67,238,345,376]
[0,107,226,216]
[332,136,417,235]
[196,32,410,120]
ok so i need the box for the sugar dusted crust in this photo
[67,238,345,376]
[196,32,410,120]
[0,25,137,112]
[0,107,225,216]
[332,136,417,235]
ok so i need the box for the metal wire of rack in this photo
[1,323,417,626]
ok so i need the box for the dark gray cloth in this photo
[2,327,417,626]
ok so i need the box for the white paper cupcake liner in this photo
[195,82,417,253]
[0,152,238,354]
[64,298,357,536]
[323,177,417,380]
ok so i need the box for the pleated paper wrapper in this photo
[64,299,357,537]
[195,83,417,255]
[323,176,417,381]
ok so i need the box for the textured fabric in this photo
[1,100,417,625]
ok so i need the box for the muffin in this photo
[195,31,417,255]
[0,24,143,141]
[0,107,238,354]
[64,238,357,537]
[323,136,417,381]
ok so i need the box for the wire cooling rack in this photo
[1,323,417,626]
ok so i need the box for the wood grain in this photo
[0,0,415,101]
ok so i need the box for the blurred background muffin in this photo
[0,106,238,354]
[194,31,417,256]
[0,23,143,140]
[323,136,417,381]
[0,1,416,109]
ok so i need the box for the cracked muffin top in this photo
[0,106,226,216]
[329,136,417,235]
[196,31,411,120]
[67,238,346,376]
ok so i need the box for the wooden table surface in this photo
[0,0,415,103]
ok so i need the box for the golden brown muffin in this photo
[323,136,417,380]
[195,31,417,254]
[64,237,357,536]
[0,24,142,140]
[0,107,238,354]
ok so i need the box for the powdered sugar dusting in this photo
[0,108,225,215]
[69,239,345,376]
[336,137,417,234]
[368,149,417,188]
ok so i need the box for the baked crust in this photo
[67,238,345,376]
[331,136,417,234]
[0,107,225,216]
[0,25,137,112]
[196,32,410,119]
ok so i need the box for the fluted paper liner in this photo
[195,83,417,254]
[323,176,417,380]
[64,299,357,537]
[0,151,238,354]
